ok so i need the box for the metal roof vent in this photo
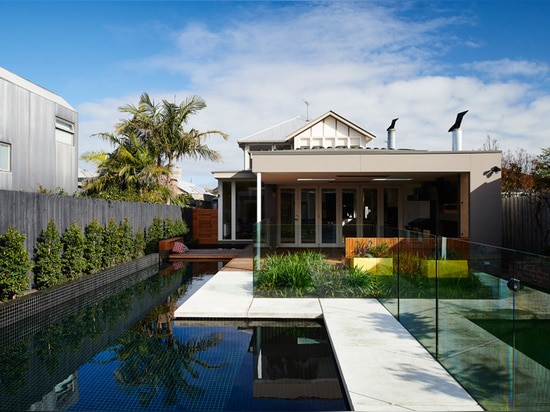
[386,118,398,150]
[448,110,468,151]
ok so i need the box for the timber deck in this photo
[169,244,254,270]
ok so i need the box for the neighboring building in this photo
[78,168,97,191]
[0,67,78,193]
[213,110,502,246]
[176,180,216,208]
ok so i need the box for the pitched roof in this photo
[78,169,98,179]
[237,111,376,146]
[0,66,75,110]
[177,180,214,196]
[238,116,308,144]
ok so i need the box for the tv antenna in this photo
[303,100,310,121]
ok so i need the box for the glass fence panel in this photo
[392,230,438,353]
[509,252,550,411]
[347,229,398,310]
[434,241,514,410]
[495,247,550,411]
[253,221,550,410]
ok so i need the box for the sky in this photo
[2,0,550,188]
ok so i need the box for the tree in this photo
[81,133,170,203]
[82,93,227,204]
[501,147,536,195]
[501,145,550,254]
[477,135,535,195]
[479,134,500,151]
[118,93,227,173]
[478,136,550,253]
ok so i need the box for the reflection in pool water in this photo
[0,262,348,411]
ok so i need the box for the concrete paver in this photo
[174,270,253,318]
[320,299,482,411]
[174,268,482,411]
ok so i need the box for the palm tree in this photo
[81,132,170,203]
[82,92,226,203]
[112,325,227,407]
[117,93,228,190]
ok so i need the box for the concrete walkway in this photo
[174,269,482,411]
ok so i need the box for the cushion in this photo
[172,241,189,254]
[172,261,186,271]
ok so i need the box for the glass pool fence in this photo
[253,221,550,411]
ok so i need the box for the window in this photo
[236,181,259,239]
[0,142,10,171]
[55,118,74,145]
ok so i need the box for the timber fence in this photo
[502,195,550,255]
[0,190,182,256]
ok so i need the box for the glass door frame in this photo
[277,184,403,247]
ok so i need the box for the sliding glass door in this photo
[278,185,400,246]
[321,189,337,244]
[301,188,316,244]
[280,188,295,243]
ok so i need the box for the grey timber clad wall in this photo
[0,190,182,256]
[0,69,78,193]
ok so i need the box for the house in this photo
[0,67,78,194]
[176,179,216,208]
[78,168,98,191]
[215,110,502,247]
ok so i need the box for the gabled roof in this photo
[177,180,214,196]
[285,110,376,142]
[238,116,308,144]
[78,169,98,179]
[0,66,75,110]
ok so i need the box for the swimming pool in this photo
[0,262,348,411]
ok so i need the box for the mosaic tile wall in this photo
[0,254,159,348]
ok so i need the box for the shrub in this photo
[61,221,87,281]
[174,218,189,238]
[34,219,63,289]
[134,226,146,258]
[145,216,164,254]
[344,265,376,291]
[0,227,33,301]
[2,214,183,298]
[84,220,105,274]
[396,252,422,275]
[164,217,189,239]
[119,217,135,262]
[256,250,383,298]
[256,250,328,296]
[163,217,176,238]
[353,241,390,257]
[312,265,376,298]
[103,218,123,267]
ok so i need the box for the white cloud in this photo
[465,58,550,79]
[77,2,550,187]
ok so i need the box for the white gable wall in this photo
[295,117,369,149]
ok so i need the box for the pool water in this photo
[0,262,348,411]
